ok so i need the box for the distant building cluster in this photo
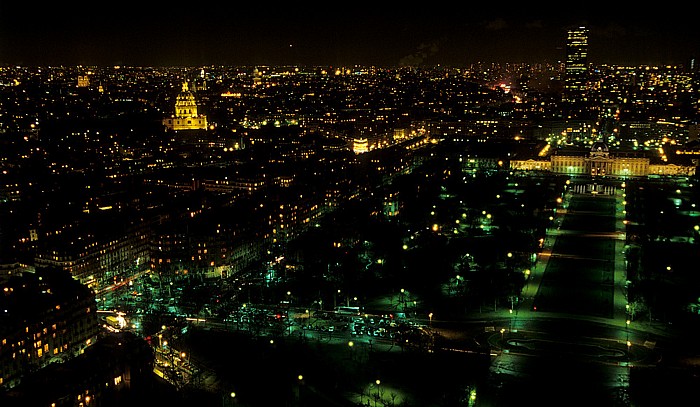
[0,59,697,293]
[509,26,698,178]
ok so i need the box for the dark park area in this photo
[533,192,618,319]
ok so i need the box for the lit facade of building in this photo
[77,75,90,88]
[163,81,208,131]
[34,221,151,291]
[2,332,154,406]
[551,142,649,176]
[269,194,326,244]
[511,141,696,177]
[150,213,269,280]
[509,159,551,172]
[383,192,401,218]
[353,138,369,154]
[201,176,267,193]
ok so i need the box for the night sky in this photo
[1,4,699,67]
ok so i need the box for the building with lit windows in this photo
[0,269,99,390]
[150,208,270,281]
[269,195,326,245]
[33,215,151,291]
[564,26,589,104]
[1,331,155,407]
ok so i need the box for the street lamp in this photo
[374,379,381,407]
[428,312,433,326]
[627,340,632,365]
[509,308,513,332]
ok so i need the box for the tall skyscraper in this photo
[564,26,589,104]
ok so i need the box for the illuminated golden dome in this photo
[163,81,208,131]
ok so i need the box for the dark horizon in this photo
[1,7,698,67]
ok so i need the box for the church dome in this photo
[591,140,609,153]
[162,80,208,131]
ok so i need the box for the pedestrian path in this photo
[518,189,568,316]
[509,184,676,339]
[517,187,624,324]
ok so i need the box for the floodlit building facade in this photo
[511,141,696,177]
[163,81,208,131]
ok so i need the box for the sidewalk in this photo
[518,189,568,316]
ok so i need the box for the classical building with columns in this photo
[511,141,696,178]
[163,81,208,131]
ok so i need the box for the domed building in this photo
[511,140,696,178]
[163,81,208,131]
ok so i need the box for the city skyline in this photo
[2,13,700,406]
[1,7,699,67]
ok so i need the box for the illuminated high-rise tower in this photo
[564,26,589,104]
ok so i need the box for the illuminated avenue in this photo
[2,28,700,407]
